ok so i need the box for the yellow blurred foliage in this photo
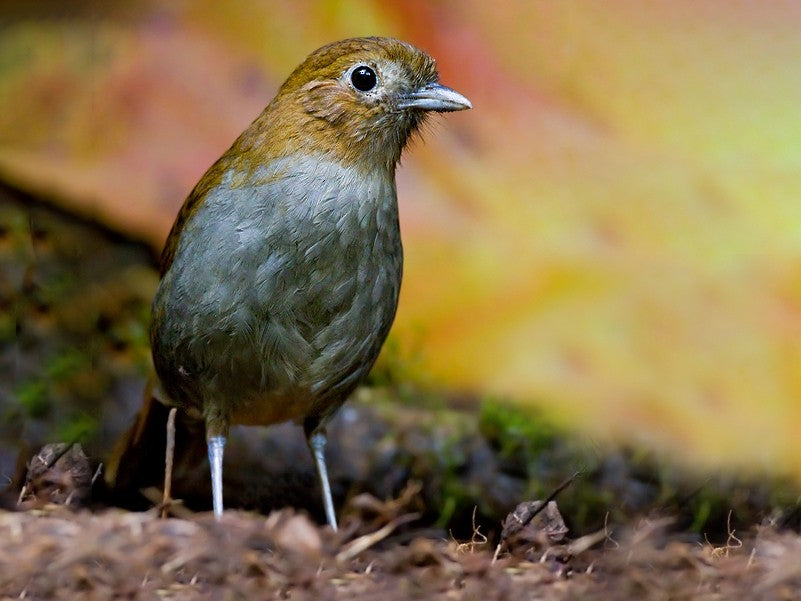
[388,2,801,478]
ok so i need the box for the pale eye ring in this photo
[350,65,377,92]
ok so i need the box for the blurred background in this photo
[4,1,801,524]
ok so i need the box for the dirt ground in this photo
[4,445,801,601]
[2,500,801,601]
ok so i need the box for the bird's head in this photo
[246,37,471,173]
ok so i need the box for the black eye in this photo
[350,66,377,92]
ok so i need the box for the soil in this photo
[2,500,800,600]
[5,439,801,600]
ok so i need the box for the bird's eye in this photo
[350,65,377,92]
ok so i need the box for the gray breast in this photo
[151,155,403,425]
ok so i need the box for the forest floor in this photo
[2,499,801,600]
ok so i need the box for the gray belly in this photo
[150,157,402,426]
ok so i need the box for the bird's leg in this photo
[207,435,226,520]
[206,414,229,521]
[304,418,338,531]
[161,407,177,518]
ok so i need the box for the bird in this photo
[149,36,471,530]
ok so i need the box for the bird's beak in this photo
[398,82,472,112]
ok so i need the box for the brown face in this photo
[266,37,442,172]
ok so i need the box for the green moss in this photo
[56,412,97,444]
[435,496,457,529]
[44,349,87,380]
[11,349,99,436]
[479,398,558,465]
[15,379,49,418]
[690,498,713,533]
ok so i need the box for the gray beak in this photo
[398,82,472,112]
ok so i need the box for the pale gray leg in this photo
[308,430,338,531]
[207,435,226,520]
[161,408,177,518]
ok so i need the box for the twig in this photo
[519,471,581,530]
[336,513,419,562]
